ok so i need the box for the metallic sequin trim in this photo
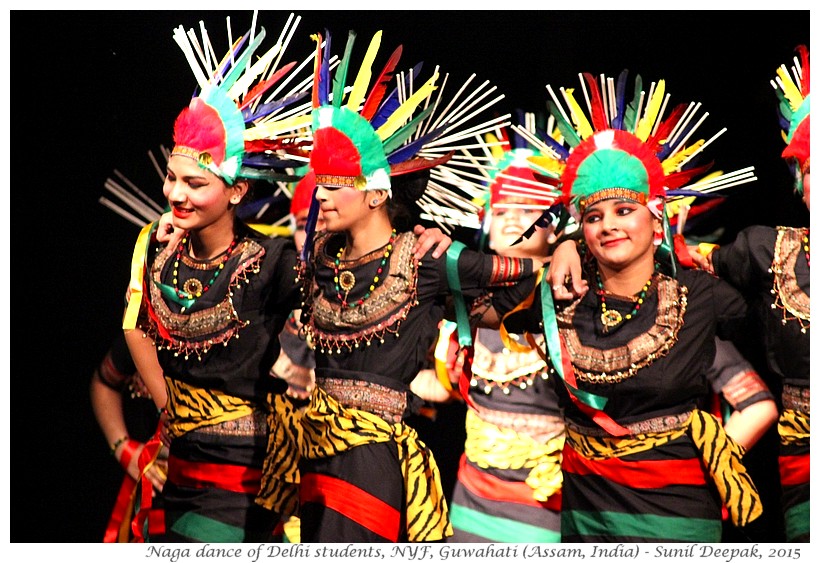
[557,274,686,383]
[771,227,810,329]
[145,239,263,359]
[782,384,810,414]
[304,232,418,353]
[316,376,407,424]
[565,410,693,438]
[194,410,268,437]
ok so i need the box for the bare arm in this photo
[124,328,167,410]
[723,400,779,450]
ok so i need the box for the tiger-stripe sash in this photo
[565,410,761,527]
[164,377,255,438]
[257,393,302,516]
[300,386,452,541]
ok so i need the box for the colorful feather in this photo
[239,61,297,112]
[346,31,382,112]
[612,69,629,130]
[548,100,581,147]
[582,72,608,131]
[361,45,403,121]
[375,72,438,140]
[563,88,594,140]
[310,33,326,108]
[371,62,424,129]
[635,79,665,141]
[623,74,643,133]
[332,30,356,108]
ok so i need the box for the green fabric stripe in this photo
[785,500,810,540]
[172,512,247,542]
[563,509,721,542]
[450,504,560,543]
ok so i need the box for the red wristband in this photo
[118,439,141,472]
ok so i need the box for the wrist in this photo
[116,439,141,472]
[110,435,129,455]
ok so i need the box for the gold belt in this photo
[316,376,407,423]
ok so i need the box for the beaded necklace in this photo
[597,262,658,333]
[334,229,397,309]
[173,234,237,303]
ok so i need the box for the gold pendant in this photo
[182,278,204,298]
[339,270,356,292]
[601,309,623,329]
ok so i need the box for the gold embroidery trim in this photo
[771,226,810,328]
[557,274,686,383]
[304,232,418,353]
[145,239,263,359]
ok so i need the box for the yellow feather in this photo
[665,196,696,218]
[243,114,312,141]
[563,88,594,139]
[661,139,703,174]
[486,132,505,162]
[346,31,382,112]
[636,79,665,141]
[527,156,564,178]
[375,72,438,140]
[776,67,804,111]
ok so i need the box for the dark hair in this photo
[386,168,429,232]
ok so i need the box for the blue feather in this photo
[371,61,424,129]
[612,69,629,130]
[317,30,331,107]
[242,90,310,121]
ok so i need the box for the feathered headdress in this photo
[460,111,565,248]
[772,44,810,193]
[510,70,756,275]
[507,71,757,437]
[300,28,511,259]
[170,12,314,185]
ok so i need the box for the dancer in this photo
[503,69,763,542]
[294,29,542,542]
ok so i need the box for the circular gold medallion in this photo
[183,278,204,297]
[601,309,623,329]
[339,270,356,292]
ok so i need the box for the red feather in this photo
[646,103,687,152]
[360,45,403,121]
[311,33,323,109]
[239,61,297,111]
[796,44,810,95]
[582,72,608,131]
[665,162,713,190]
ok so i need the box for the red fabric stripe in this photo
[458,454,561,510]
[103,475,138,542]
[167,455,262,494]
[779,454,810,486]
[300,472,400,541]
[562,443,707,487]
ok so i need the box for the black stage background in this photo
[10,9,810,542]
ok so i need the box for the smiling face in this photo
[488,199,552,259]
[582,197,661,272]
[163,154,244,232]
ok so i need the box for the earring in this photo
[371,198,381,206]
